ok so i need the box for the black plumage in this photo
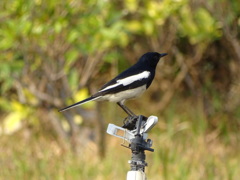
[59,52,167,116]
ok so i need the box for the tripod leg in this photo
[117,102,136,117]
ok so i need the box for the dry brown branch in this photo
[223,29,240,63]
[155,45,206,112]
[14,80,27,103]
[27,82,62,107]
[48,110,69,141]
[79,51,105,88]
[95,102,106,158]
[155,50,188,112]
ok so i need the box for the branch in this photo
[28,82,63,107]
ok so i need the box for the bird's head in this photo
[139,52,167,68]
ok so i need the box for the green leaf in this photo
[2,112,23,135]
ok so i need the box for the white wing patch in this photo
[99,71,150,92]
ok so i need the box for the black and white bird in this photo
[59,52,167,117]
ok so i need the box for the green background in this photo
[0,0,239,179]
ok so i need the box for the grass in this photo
[0,101,239,180]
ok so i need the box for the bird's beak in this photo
[160,53,168,57]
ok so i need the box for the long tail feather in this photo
[59,96,100,112]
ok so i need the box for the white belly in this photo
[98,85,147,102]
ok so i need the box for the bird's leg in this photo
[117,102,136,117]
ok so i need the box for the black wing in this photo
[96,66,154,96]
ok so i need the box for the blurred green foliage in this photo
[0,0,240,179]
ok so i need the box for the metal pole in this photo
[106,115,158,180]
